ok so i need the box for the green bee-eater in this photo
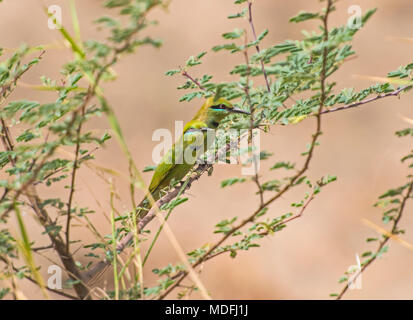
[138,97,249,218]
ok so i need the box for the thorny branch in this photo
[0,8,153,299]
[320,85,410,115]
[82,164,212,283]
[65,101,87,253]
[181,71,206,92]
[243,33,264,207]
[247,1,271,93]
[336,180,413,300]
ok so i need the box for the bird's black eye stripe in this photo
[211,104,228,110]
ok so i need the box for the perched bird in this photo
[138,97,250,218]
[145,120,211,202]
[83,98,250,283]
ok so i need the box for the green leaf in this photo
[196,51,207,60]
[104,0,130,8]
[165,69,180,76]
[338,276,348,283]
[259,151,273,160]
[256,207,268,218]
[221,177,246,188]
[212,43,240,53]
[16,130,37,142]
[0,288,10,299]
[186,51,207,67]
[2,100,39,118]
[228,8,247,19]
[143,165,157,172]
[270,161,294,170]
[94,16,120,27]
[361,8,377,24]
[290,11,319,23]
[361,251,372,257]
[257,29,269,42]
[222,29,244,40]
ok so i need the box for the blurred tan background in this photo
[1,0,413,299]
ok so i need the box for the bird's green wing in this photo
[148,146,176,194]
[148,121,208,194]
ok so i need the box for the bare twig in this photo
[260,190,316,237]
[65,104,87,253]
[32,244,54,252]
[243,33,264,207]
[247,1,271,93]
[320,85,410,115]
[181,71,207,92]
[336,180,413,300]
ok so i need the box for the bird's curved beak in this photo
[230,108,250,115]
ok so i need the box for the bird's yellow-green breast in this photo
[148,120,209,196]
